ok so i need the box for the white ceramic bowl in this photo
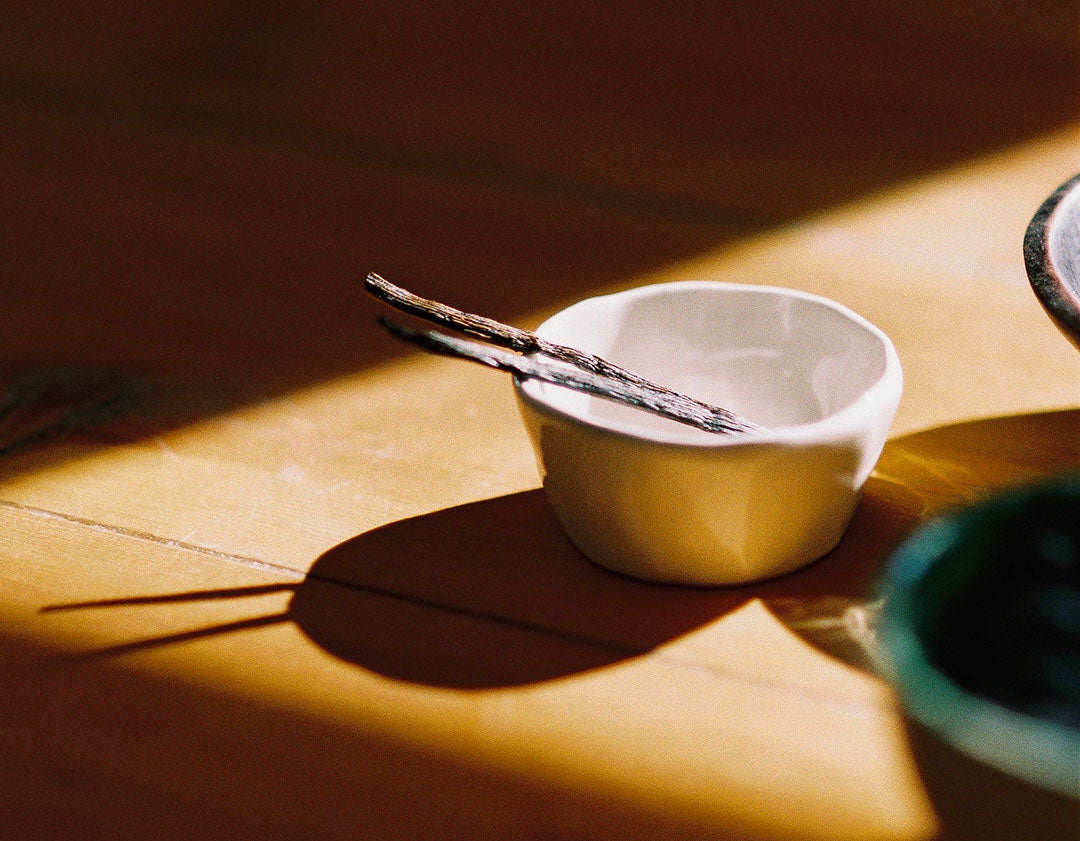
[514,281,902,586]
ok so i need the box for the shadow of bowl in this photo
[291,410,1080,689]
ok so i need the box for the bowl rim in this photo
[514,280,902,448]
[1023,172,1080,345]
[875,478,1080,799]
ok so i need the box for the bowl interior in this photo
[521,282,892,441]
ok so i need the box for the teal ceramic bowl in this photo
[876,475,1080,799]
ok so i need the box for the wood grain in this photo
[1,2,1079,838]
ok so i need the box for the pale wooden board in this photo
[1,6,1079,837]
[1,128,1078,839]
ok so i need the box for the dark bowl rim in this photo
[1023,173,1080,344]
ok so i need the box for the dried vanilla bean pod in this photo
[365,273,760,434]
[377,317,756,435]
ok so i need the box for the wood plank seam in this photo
[0,497,303,579]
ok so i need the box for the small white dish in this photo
[514,281,902,586]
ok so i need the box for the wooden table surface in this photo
[1,4,1078,839]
